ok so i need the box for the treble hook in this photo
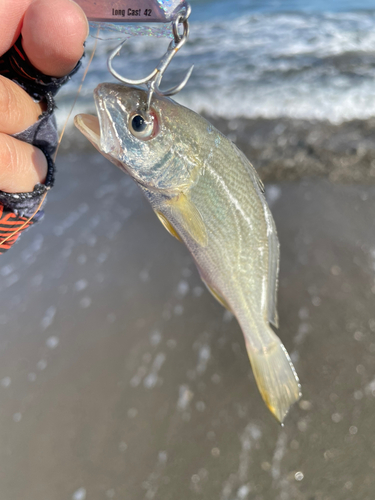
[107,5,193,109]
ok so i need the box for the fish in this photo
[74,83,301,422]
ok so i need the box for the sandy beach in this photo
[0,114,374,498]
[61,114,375,184]
[210,116,375,184]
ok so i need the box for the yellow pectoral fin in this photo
[200,276,232,312]
[155,210,182,242]
[167,193,208,247]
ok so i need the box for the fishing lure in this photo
[75,0,188,24]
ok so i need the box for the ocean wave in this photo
[55,10,375,125]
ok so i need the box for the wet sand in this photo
[60,115,375,184]
[0,131,375,499]
[209,116,375,184]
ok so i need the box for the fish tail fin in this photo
[246,327,301,423]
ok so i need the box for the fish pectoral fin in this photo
[200,276,232,312]
[167,193,208,247]
[154,210,182,242]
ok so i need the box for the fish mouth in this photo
[74,111,131,179]
[74,114,101,150]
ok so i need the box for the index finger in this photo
[21,0,88,77]
[0,0,88,78]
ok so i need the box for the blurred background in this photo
[1,0,375,498]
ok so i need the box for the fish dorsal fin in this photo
[167,193,208,247]
[155,210,183,242]
[240,150,265,194]
[230,142,265,194]
[200,276,232,312]
[230,142,279,327]
[264,203,280,328]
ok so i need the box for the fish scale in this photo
[188,132,269,330]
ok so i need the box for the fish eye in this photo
[132,115,146,132]
[129,113,154,139]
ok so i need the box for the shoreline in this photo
[58,115,375,184]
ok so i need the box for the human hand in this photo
[0,0,88,193]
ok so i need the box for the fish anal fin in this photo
[167,193,208,247]
[155,210,182,242]
[200,276,232,312]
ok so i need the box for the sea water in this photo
[56,0,375,125]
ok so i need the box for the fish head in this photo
[75,83,199,191]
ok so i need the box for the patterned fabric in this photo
[0,204,36,254]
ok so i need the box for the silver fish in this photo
[74,83,301,422]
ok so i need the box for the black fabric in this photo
[13,110,59,157]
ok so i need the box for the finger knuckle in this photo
[0,77,18,124]
[0,135,19,175]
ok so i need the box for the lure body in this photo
[74,0,187,23]
[74,83,301,421]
